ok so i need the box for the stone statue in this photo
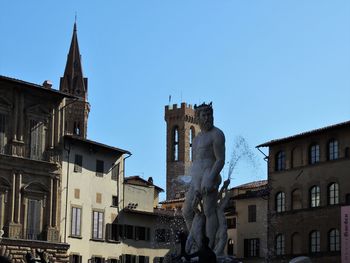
[182,102,226,251]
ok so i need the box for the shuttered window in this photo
[30,119,45,160]
[27,199,42,240]
[92,211,104,239]
[74,155,83,173]
[96,160,104,177]
[111,163,120,181]
[71,207,82,236]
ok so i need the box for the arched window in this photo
[276,192,286,213]
[291,189,302,210]
[275,234,285,255]
[310,230,320,253]
[328,140,339,160]
[173,127,179,161]
[291,232,302,255]
[310,186,320,208]
[328,229,340,251]
[275,151,286,171]
[328,183,339,205]
[309,144,320,164]
[189,127,195,161]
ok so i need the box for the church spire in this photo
[60,22,87,99]
[60,22,90,139]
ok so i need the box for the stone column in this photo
[10,171,15,222]
[49,178,53,227]
[50,108,55,148]
[14,172,22,223]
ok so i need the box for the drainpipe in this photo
[63,138,71,243]
[122,153,132,211]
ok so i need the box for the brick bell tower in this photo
[60,22,90,138]
[164,102,200,200]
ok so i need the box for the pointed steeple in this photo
[60,22,90,139]
[60,22,88,99]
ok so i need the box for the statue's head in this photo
[195,102,213,132]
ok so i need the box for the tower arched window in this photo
[173,127,179,161]
[276,192,286,213]
[189,127,195,161]
[328,229,340,251]
[275,151,286,171]
[328,183,339,205]
[275,234,285,256]
[328,139,339,160]
[310,186,320,208]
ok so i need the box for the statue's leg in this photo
[202,190,219,249]
[182,188,195,232]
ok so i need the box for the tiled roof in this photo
[233,180,268,190]
[64,135,131,155]
[159,197,185,204]
[124,175,164,192]
[257,120,350,147]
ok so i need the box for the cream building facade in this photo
[227,180,268,262]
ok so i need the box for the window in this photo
[112,196,118,207]
[244,238,259,257]
[248,205,256,222]
[275,151,286,171]
[189,127,195,161]
[138,256,149,263]
[310,186,320,208]
[109,259,118,263]
[173,127,179,161]
[328,229,340,252]
[92,211,104,239]
[71,207,82,237]
[328,140,339,160]
[74,155,83,173]
[310,231,320,253]
[96,160,104,177]
[123,255,136,263]
[111,163,120,181]
[328,183,339,205]
[125,225,134,239]
[155,229,171,242]
[92,257,104,263]
[309,144,320,164]
[291,189,302,210]
[0,113,8,154]
[70,255,82,263]
[135,226,150,241]
[29,119,46,160]
[227,218,236,229]
[106,223,119,241]
[275,234,285,256]
[227,239,234,256]
[276,192,286,213]
[26,199,42,240]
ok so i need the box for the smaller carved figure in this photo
[185,191,205,253]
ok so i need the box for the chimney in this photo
[42,80,52,89]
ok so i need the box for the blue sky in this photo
[1,1,350,200]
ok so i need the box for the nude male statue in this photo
[182,102,225,249]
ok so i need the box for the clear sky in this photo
[1,1,350,201]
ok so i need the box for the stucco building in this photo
[227,180,268,262]
[258,120,350,262]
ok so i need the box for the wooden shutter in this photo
[106,223,111,241]
[244,239,249,258]
[146,228,150,241]
[256,239,260,257]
